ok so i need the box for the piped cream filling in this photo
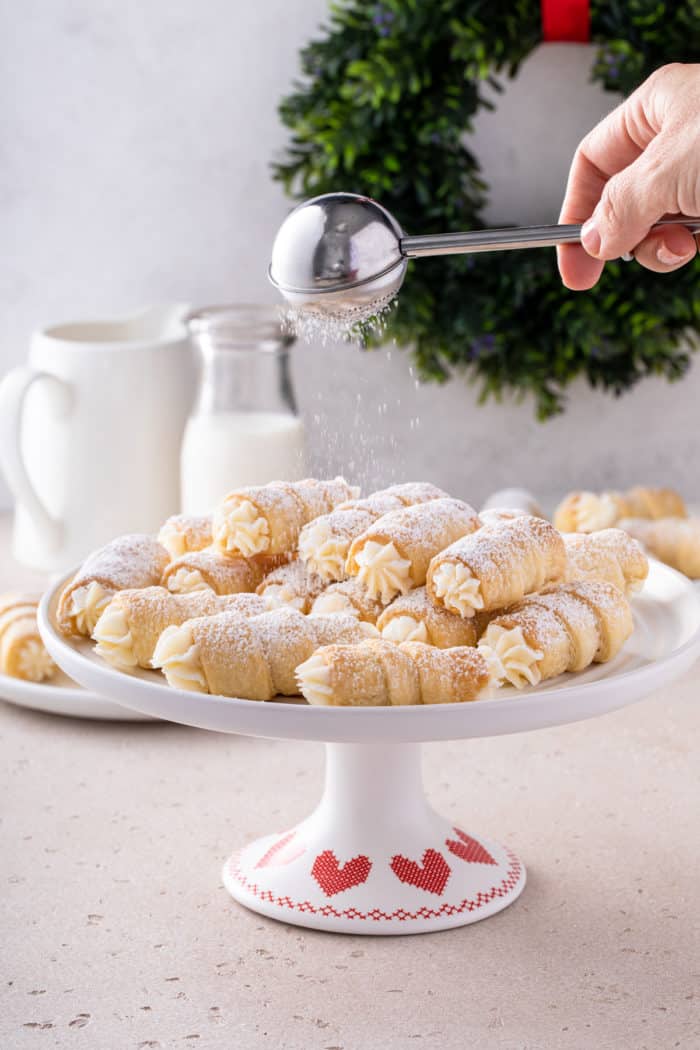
[299,521,348,582]
[296,653,333,705]
[152,624,207,692]
[476,646,506,693]
[158,523,187,558]
[479,625,544,689]
[573,493,618,532]
[69,582,113,637]
[16,639,55,683]
[431,563,483,617]
[93,606,138,670]
[381,615,428,645]
[215,499,269,556]
[261,584,305,612]
[311,592,359,618]
[166,567,211,595]
[354,541,412,604]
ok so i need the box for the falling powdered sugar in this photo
[280,296,398,347]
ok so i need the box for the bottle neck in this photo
[194,346,297,417]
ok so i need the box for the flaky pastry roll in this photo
[0,595,55,682]
[553,491,623,533]
[481,487,544,518]
[256,560,327,613]
[212,477,358,558]
[310,578,386,623]
[478,508,529,526]
[162,548,285,596]
[298,497,404,584]
[157,514,212,558]
[152,608,377,699]
[346,498,480,604]
[297,639,493,707]
[298,482,449,583]
[554,487,686,533]
[478,580,633,689]
[376,587,477,648]
[563,529,648,593]
[621,486,687,520]
[617,517,700,578]
[428,516,566,619]
[374,482,449,506]
[58,535,170,638]
[0,594,41,619]
[93,587,266,670]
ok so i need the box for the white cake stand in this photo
[39,562,700,935]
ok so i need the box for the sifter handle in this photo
[400,219,700,258]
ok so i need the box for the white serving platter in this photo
[0,667,156,721]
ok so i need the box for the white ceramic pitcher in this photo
[0,305,195,572]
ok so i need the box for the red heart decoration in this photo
[255,830,305,869]
[390,849,451,896]
[446,828,497,866]
[311,850,372,896]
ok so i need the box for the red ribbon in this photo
[541,0,590,42]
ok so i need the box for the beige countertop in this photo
[1,515,699,1050]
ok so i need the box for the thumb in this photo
[580,134,676,260]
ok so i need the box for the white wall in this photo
[2,4,698,512]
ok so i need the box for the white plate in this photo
[38,561,700,742]
[0,668,156,721]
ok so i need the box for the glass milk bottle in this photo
[181,305,306,514]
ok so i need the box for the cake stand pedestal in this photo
[223,740,524,934]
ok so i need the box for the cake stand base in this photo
[223,741,525,935]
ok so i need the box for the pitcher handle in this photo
[0,366,66,552]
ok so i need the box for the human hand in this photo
[558,63,700,290]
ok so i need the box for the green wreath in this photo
[273,1,700,419]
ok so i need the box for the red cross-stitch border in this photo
[226,842,523,923]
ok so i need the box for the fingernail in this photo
[657,242,693,266]
[581,220,601,257]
